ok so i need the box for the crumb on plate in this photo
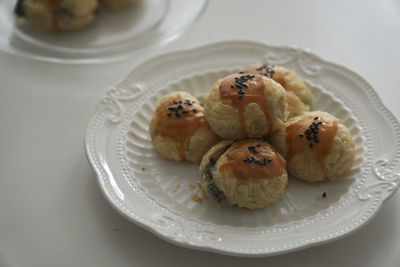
[171,184,180,193]
[191,194,202,203]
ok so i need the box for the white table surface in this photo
[1,0,400,266]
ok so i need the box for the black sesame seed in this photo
[299,133,304,138]
[239,95,243,100]
[268,158,272,162]
[318,121,323,125]
[230,85,235,88]
[256,144,261,148]
[314,117,319,120]
[243,83,248,88]
[236,84,242,89]
[309,143,313,148]
[173,100,178,104]
[168,107,176,111]
[239,71,244,74]
[177,105,183,110]
[192,109,197,113]
[167,113,172,117]
[179,100,182,104]
[182,110,189,114]
[238,90,245,95]
[322,192,327,198]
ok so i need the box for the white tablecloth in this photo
[1,0,400,266]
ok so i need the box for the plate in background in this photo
[0,0,208,64]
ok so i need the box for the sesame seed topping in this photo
[192,109,197,113]
[167,113,172,117]
[256,64,275,78]
[322,192,327,198]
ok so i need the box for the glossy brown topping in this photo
[243,64,290,88]
[286,116,339,179]
[219,74,273,137]
[152,96,206,159]
[219,141,285,181]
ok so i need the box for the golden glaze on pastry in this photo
[243,63,314,112]
[219,74,274,136]
[149,92,219,163]
[205,73,289,140]
[270,111,355,182]
[219,140,284,181]
[152,96,206,158]
[199,140,288,209]
[286,115,338,179]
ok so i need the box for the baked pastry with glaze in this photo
[204,73,289,140]
[269,111,355,182]
[15,0,98,31]
[199,139,288,209]
[149,92,220,163]
[242,64,314,116]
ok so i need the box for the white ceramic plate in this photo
[85,41,400,256]
[0,0,207,64]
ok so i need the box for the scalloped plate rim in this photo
[85,40,400,256]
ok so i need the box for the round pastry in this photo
[149,92,220,163]
[15,0,98,31]
[269,111,356,182]
[101,0,139,10]
[242,63,314,113]
[199,139,288,209]
[204,73,289,140]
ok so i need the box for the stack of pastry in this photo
[15,0,140,31]
[149,63,356,209]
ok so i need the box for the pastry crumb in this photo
[197,182,205,195]
[191,194,202,203]
[113,227,120,232]
[171,184,180,193]
[189,184,196,191]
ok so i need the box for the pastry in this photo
[199,139,288,209]
[149,92,220,163]
[15,0,98,31]
[242,64,314,116]
[270,111,356,182]
[204,73,289,140]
